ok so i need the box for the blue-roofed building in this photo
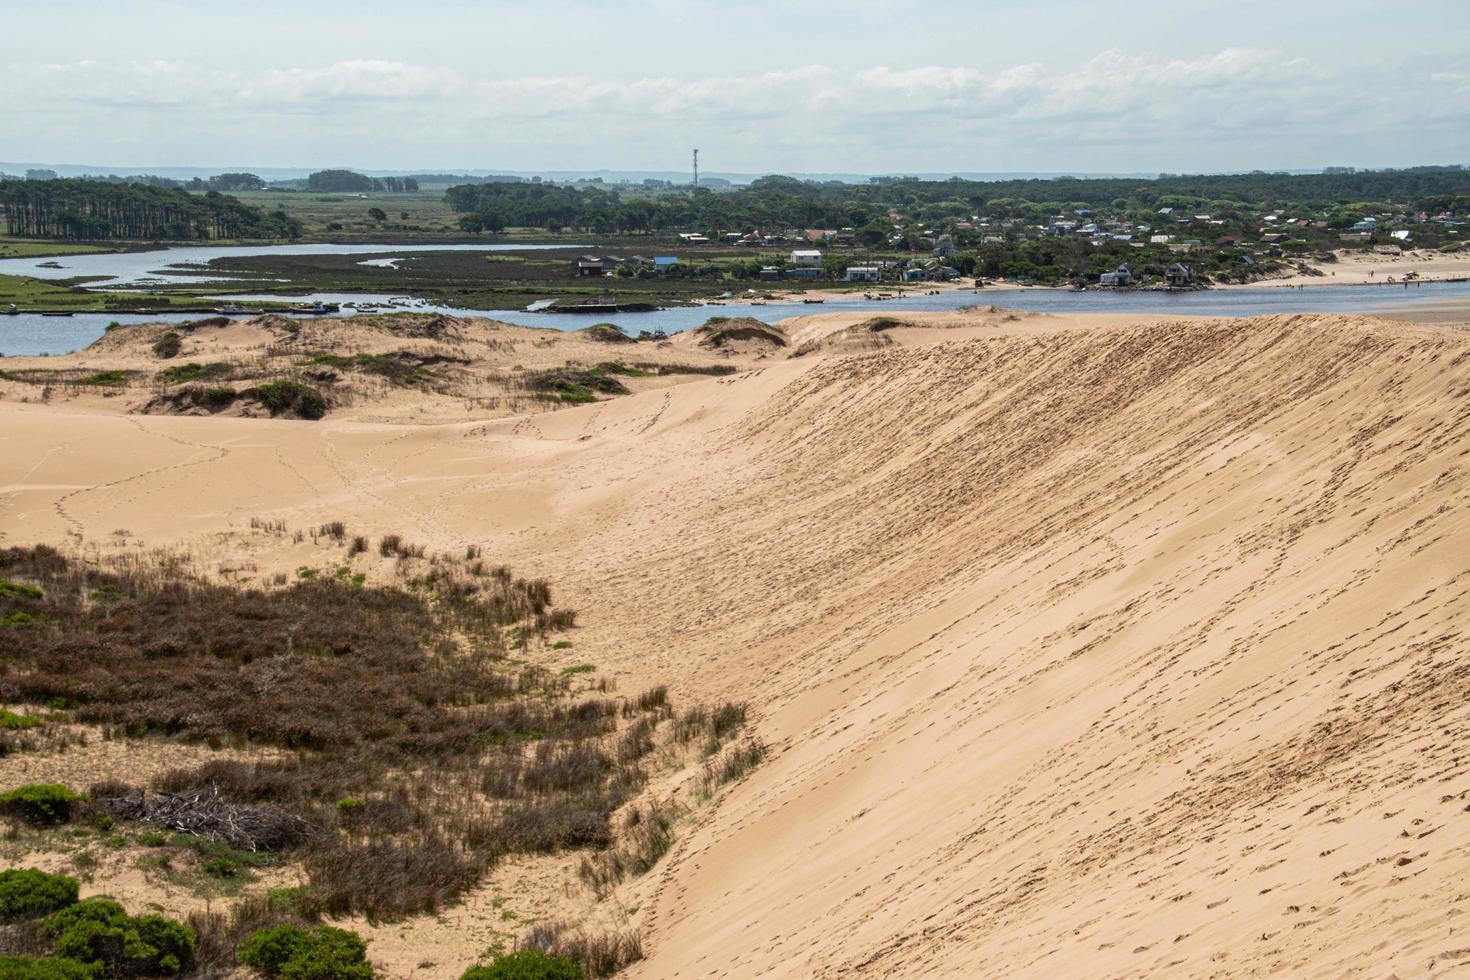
[654,256,680,271]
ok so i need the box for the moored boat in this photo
[287,301,340,315]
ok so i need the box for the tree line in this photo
[305,169,419,193]
[445,167,1470,236]
[0,180,302,241]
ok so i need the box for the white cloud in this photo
[2,48,1466,171]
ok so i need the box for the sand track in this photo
[3,311,1469,977]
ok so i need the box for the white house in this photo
[844,266,880,282]
[790,249,823,267]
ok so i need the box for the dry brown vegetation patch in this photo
[0,544,753,929]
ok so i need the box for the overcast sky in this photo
[6,0,1469,175]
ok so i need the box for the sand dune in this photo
[3,310,1469,976]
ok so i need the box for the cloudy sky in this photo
[7,0,1468,175]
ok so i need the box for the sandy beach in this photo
[3,305,1470,977]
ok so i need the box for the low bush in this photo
[41,897,195,976]
[237,923,371,980]
[523,369,629,404]
[303,831,487,922]
[0,869,79,921]
[78,371,128,387]
[247,381,327,421]
[202,858,239,879]
[0,955,95,980]
[522,923,641,979]
[184,892,296,978]
[462,948,583,979]
[157,362,232,385]
[151,333,182,359]
[484,799,613,855]
[590,362,653,378]
[0,785,85,826]
[0,580,43,600]
[0,709,43,730]
[628,362,737,377]
[580,324,633,345]
[307,353,430,387]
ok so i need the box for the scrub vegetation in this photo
[0,541,762,977]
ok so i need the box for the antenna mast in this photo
[692,149,699,192]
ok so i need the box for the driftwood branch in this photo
[94,785,317,852]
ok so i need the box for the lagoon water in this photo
[2,243,1468,356]
[0,242,567,288]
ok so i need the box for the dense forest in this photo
[447,167,1470,237]
[0,180,303,240]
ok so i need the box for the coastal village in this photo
[560,197,1466,290]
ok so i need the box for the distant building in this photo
[790,249,823,267]
[759,266,781,282]
[844,266,880,282]
[575,255,616,277]
[1098,263,1133,287]
[785,267,822,279]
[1165,263,1195,287]
[653,256,681,271]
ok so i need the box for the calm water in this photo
[2,243,1467,356]
[0,241,569,288]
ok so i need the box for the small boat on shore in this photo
[3,304,17,316]
[287,301,340,315]
[802,298,825,304]
[41,311,74,317]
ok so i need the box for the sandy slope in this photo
[1236,246,1470,288]
[3,309,1470,977]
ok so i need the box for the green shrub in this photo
[201,859,238,879]
[41,898,195,976]
[249,381,327,420]
[461,949,583,980]
[79,371,128,387]
[203,386,238,407]
[0,869,79,921]
[0,710,43,730]
[0,785,85,826]
[0,955,96,980]
[151,333,182,359]
[238,924,371,980]
[157,362,232,385]
[0,579,43,600]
